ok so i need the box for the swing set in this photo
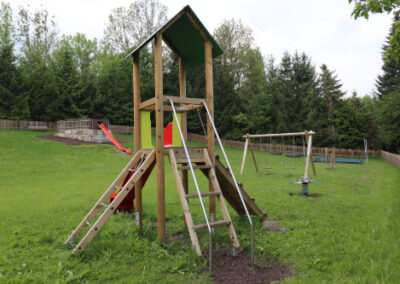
[240,131,318,196]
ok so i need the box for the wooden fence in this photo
[381,151,400,170]
[0,119,386,159]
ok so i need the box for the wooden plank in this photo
[177,164,211,170]
[214,156,266,220]
[168,149,202,256]
[332,147,336,169]
[65,150,146,245]
[72,150,156,254]
[163,96,204,105]
[185,191,221,199]
[171,147,205,163]
[154,34,165,242]
[184,104,203,111]
[194,220,231,231]
[240,136,249,175]
[139,98,156,110]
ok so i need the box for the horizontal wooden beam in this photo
[164,96,204,105]
[244,131,315,139]
[139,98,156,110]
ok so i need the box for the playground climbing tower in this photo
[66,6,265,271]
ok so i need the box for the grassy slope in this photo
[0,130,399,283]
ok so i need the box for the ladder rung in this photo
[177,165,211,170]
[185,191,221,199]
[127,168,135,172]
[99,202,108,207]
[193,220,231,231]
[85,221,91,227]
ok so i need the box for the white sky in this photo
[8,0,393,96]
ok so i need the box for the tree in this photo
[0,2,28,119]
[376,91,400,152]
[349,0,400,62]
[317,64,346,145]
[17,6,58,121]
[103,0,168,54]
[376,13,400,97]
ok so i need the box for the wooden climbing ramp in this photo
[206,156,267,221]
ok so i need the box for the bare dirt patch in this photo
[263,220,282,232]
[210,249,293,284]
[37,134,130,146]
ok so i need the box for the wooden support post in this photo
[304,132,312,180]
[205,40,215,217]
[133,52,143,229]
[179,57,188,194]
[240,136,249,175]
[332,147,336,169]
[179,57,188,225]
[248,137,259,173]
[154,34,165,241]
[325,147,329,169]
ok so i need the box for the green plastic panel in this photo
[140,111,153,149]
[172,112,182,147]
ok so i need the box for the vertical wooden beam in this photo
[304,132,312,180]
[205,40,215,217]
[240,136,249,175]
[133,52,143,229]
[248,138,259,173]
[179,57,188,195]
[154,34,165,241]
[332,147,336,169]
[179,56,188,225]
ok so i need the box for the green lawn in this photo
[0,130,399,283]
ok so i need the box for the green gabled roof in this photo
[125,5,223,69]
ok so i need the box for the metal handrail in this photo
[201,101,255,264]
[167,98,213,275]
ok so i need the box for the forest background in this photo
[0,0,399,152]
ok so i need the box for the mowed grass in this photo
[0,130,399,283]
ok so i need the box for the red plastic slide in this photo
[98,123,131,154]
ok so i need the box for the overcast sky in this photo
[8,0,393,96]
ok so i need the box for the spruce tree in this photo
[376,12,400,98]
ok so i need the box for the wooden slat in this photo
[139,98,156,110]
[168,149,202,255]
[193,220,231,231]
[185,191,221,199]
[171,147,205,163]
[177,164,211,170]
[164,96,204,105]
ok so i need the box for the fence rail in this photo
[0,119,388,159]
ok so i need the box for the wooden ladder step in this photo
[185,191,221,199]
[177,164,211,171]
[193,220,231,231]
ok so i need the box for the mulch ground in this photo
[37,134,130,146]
[210,249,293,284]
